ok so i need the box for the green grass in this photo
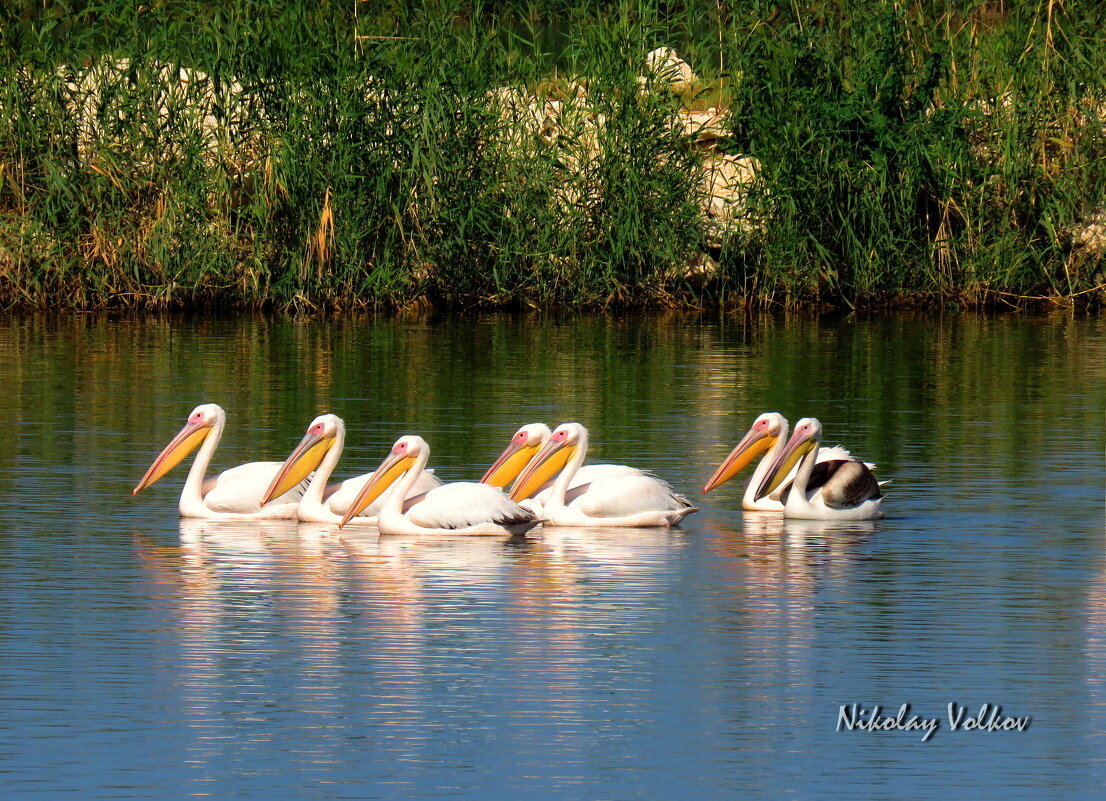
[1,1,1104,311]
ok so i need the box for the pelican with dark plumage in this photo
[753,417,883,520]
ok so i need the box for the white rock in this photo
[1073,208,1106,254]
[681,108,727,147]
[644,47,698,93]
[699,154,763,243]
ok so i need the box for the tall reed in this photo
[0,1,1103,310]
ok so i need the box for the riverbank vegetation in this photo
[1,1,1104,311]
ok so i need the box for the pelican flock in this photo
[702,412,867,513]
[134,405,886,529]
[339,435,540,536]
[260,414,443,524]
[752,417,883,520]
[507,423,697,528]
[480,422,644,515]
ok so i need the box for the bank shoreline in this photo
[2,3,1104,313]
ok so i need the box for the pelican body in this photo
[261,414,442,524]
[754,418,883,520]
[702,412,857,512]
[480,423,642,514]
[341,435,541,536]
[133,403,306,520]
[509,423,697,528]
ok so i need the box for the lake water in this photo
[1,311,1103,799]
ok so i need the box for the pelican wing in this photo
[575,463,645,482]
[200,460,281,496]
[321,473,372,509]
[808,460,882,508]
[202,461,308,513]
[406,482,535,529]
[818,445,877,471]
[576,475,691,518]
[529,463,643,501]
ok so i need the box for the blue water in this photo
[0,312,1103,799]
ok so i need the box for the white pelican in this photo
[753,417,883,520]
[508,423,697,528]
[480,423,643,514]
[339,435,541,536]
[133,403,306,519]
[702,412,860,512]
[260,414,443,524]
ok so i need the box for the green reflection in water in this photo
[0,312,1103,500]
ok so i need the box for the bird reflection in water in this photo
[1086,529,1106,717]
[507,525,686,645]
[695,513,880,701]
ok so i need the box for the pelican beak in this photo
[132,420,212,494]
[261,431,333,505]
[509,439,576,502]
[702,429,776,493]
[754,428,816,501]
[339,450,417,528]
[480,441,542,487]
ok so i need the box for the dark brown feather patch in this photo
[811,460,881,508]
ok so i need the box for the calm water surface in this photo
[0,312,1103,799]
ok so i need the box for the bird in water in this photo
[340,435,541,536]
[753,417,883,520]
[480,422,643,515]
[702,411,865,512]
[260,413,442,524]
[133,403,306,520]
[509,422,697,528]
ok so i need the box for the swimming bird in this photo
[480,423,642,514]
[260,414,443,524]
[702,412,860,512]
[753,417,883,520]
[340,435,541,536]
[132,403,306,519]
[508,422,697,527]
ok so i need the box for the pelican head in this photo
[702,412,787,494]
[339,435,426,527]
[480,423,552,487]
[261,413,342,505]
[508,422,584,502]
[133,403,224,494]
[753,417,822,501]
